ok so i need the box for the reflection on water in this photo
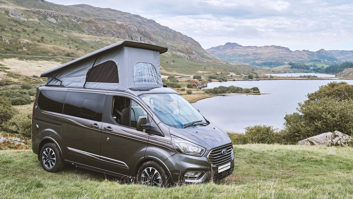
[193,79,353,133]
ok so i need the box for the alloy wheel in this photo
[140,167,163,187]
[41,147,57,170]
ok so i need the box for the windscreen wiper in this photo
[183,120,207,128]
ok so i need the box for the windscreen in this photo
[140,93,206,128]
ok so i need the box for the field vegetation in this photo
[0,145,352,199]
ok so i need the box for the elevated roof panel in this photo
[41,40,168,77]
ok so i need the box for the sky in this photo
[47,0,353,51]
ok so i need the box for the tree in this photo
[283,82,353,143]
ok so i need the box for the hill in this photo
[0,144,352,198]
[0,0,255,74]
[207,42,353,67]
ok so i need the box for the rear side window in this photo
[63,92,104,121]
[38,90,65,113]
[86,61,119,83]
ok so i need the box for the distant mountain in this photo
[207,42,353,67]
[0,0,256,74]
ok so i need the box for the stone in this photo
[298,131,352,146]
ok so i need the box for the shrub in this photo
[5,113,32,138]
[166,82,181,88]
[284,98,353,143]
[187,84,194,88]
[167,76,178,83]
[283,82,353,143]
[187,90,192,95]
[0,88,32,105]
[0,97,16,128]
[180,88,185,91]
[228,133,249,144]
[245,125,278,144]
[21,83,32,90]
[193,75,202,80]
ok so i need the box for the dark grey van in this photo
[32,41,234,186]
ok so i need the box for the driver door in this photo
[99,95,150,175]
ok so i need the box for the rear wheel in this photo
[39,143,63,172]
[137,161,169,187]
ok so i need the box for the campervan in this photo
[31,41,234,186]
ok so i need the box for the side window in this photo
[38,90,65,113]
[112,96,147,129]
[86,60,119,83]
[63,92,104,121]
[134,62,160,84]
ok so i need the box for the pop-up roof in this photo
[41,40,168,91]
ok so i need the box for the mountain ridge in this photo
[208,42,353,67]
[0,0,256,74]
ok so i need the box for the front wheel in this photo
[39,143,64,172]
[136,161,169,187]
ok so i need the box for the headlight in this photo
[172,136,205,157]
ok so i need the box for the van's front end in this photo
[137,88,234,184]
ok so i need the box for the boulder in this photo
[297,131,352,146]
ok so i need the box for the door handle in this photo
[92,123,99,129]
[105,126,113,131]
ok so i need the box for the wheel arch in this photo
[38,137,63,159]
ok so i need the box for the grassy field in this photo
[0,144,352,199]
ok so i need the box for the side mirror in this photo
[136,116,148,131]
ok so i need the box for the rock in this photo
[47,17,57,23]
[298,131,352,146]
[9,8,26,21]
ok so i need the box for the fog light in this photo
[184,171,203,179]
[231,149,234,160]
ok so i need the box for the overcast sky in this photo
[47,0,353,51]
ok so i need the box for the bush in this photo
[0,88,32,105]
[187,90,192,95]
[180,88,185,91]
[5,113,32,138]
[0,97,16,128]
[193,75,202,80]
[21,83,32,90]
[187,84,194,88]
[167,76,178,83]
[245,125,278,144]
[166,82,181,88]
[283,82,353,143]
[228,133,249,144]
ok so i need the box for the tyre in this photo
[39,143,64,172]
[136,161,169,187]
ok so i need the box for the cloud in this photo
[48,0,353,50]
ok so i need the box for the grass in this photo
[0,144,352,198]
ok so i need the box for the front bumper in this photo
[165,152,234,184]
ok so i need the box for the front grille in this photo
[208,143,233,167]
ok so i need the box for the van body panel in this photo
[170,125,231,149]
[32,86,234,184]
[99,123,149,174]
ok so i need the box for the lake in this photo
[265,73,336,78]
[193,79,353,133]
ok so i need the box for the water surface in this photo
[193,79,353,133]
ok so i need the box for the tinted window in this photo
[38,90,65,113]
[86,60,119,83]
[112,96,147,128]
[64,92,104,121]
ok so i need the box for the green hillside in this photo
[0,0,255,74]
[1,144,352,198]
